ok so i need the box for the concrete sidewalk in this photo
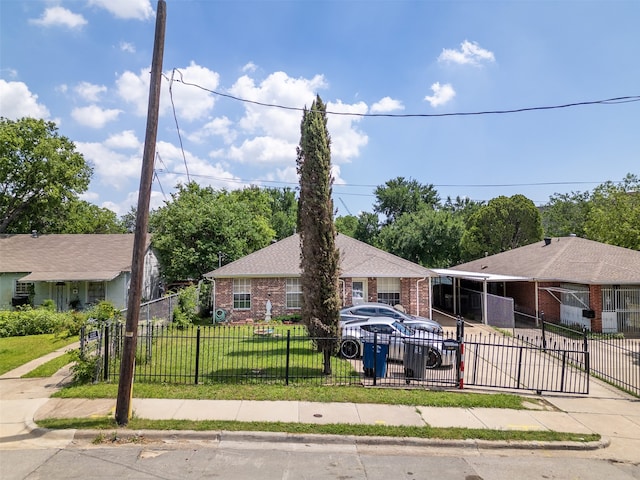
[1,344,640,462]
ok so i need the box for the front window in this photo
[233,279,251,309]
[15,281,34,297]
[88,282,105,304]
[377,277,400,306]
[286,278,302,309]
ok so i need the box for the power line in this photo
[168,71,639,118]
[155,169,614,191]
[168,69,190,182]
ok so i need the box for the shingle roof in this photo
[0,234,145,281]
[204,233,433,279]
[451,236,640,285]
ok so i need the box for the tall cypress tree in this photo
[296,95,341,375]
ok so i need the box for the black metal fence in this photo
[463,330,590,394]
[513,314,640,397]
[80,323,463,388]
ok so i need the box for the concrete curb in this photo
[70,428,610,451]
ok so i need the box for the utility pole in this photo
[115,0,166,426]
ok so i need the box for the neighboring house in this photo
[435,236,640,334]
[204,233,434,323]
[0,233,162,311]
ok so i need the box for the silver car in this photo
[340,303,443,335]
[340,317,448,368]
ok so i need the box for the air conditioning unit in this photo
[582,309,596,319]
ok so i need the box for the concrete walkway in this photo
[1,344,639,463]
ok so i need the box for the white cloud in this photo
[424,82,456,107]
[101,190,165,216]
[370,96,404,113]
[326,100,369,162]
[77,141,142,187]
[154,141,244,191]
[74,82,107,102]
[71,105,121,128]
[104,130,142,150]
[242,62,257,73]
[88,0,154,20]
[227,136,297,165]
[116,62,219,120]
[169,63,220,121]
[438,40,495,66]
[230,71,327,140]
[0,68,18,79]
[120,42,136,53]
[29,6,87,29]
[188,117,237,145]
[0,80,50,119]
[221,71,367,168]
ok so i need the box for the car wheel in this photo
[425,348,442,369]
[340,339,360,359]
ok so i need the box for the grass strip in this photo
[21,352,73,378]
[36,416,600,443]
[52,383,533,409]
[0,335,76,375]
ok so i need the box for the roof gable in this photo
[0,234,145,280]
[204,233,432,279]
[452,236,640,284]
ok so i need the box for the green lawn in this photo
[0,334,77,375]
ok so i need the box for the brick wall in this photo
[214,275,430,322]
[505,281,561,322]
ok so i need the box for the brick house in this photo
[203,233,434,323]
[438,236,640,335]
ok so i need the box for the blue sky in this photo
[1,0,638,218]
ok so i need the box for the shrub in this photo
[68,347,101,384]
[172,286,199,329]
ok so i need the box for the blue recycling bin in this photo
[362,340,389,378]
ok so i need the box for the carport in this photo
[430,269,532,325]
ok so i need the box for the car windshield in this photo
[392,322,414,335]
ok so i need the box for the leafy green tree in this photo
[296,95,341,375]
[541,191,591,238]
[119,206,137,233]
[149,182,275,283]
[335,215,358,237]
[442,195,484,222]
[460,194,543,260]
[374,176,440,224]
[585,173,640,249]
[44,199,125,233]
[265,187,298,240]
[0,117,92,233]
[354,211,381,245]
[378,207,464,267]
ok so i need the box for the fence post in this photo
[103,324,110,381]
[285,330,291,386]
[541,312,547,352]
[582,326,590,394]
[372,332,378,386]
[456,316,465,389]
[80,325,86,358]
[194,327,201,385]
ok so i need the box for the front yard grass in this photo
[0,334,76,375]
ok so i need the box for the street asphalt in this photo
[1,342,639,463]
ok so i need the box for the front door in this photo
[352,279,367,305]
[55,282,67,312]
